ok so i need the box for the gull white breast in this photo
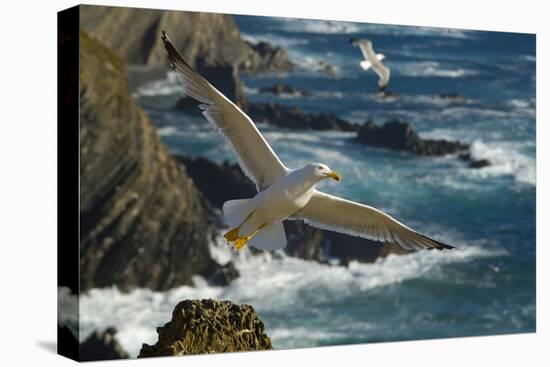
[162,31,453,252]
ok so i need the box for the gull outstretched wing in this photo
[295,190,454,251]
[162,31,288,191]
[358,41,391,88]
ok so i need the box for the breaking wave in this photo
[80,236,502,357]
[397,61,478,78]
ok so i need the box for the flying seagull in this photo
[161,31,453,252]
[349,38,391,93]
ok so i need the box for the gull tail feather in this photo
[248,221,287,251]
[223,199,255,228]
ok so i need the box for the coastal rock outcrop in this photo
[80,328,129,361]
[244,41,295,74]
[138,299,272,357]
[356,120,469,156]
[79,30,235,291]
[437,92,467,104]
[248,102,359,131]
[458,152,492,169]
[258,83,310,97]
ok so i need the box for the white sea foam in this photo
[505,98,536,118]
[397,61,478,78]
[506,99,531,109]
[80,237,503,356]
[241,32,309,47]
[243,85,259,95]
[274,18,472,39]
[133,71,181,97]
[288,50,341,76]
[362,24,473,39]
[278,18,361,34]
[312,90,344,99]
[468,139,535,186]
[416,126,535,187]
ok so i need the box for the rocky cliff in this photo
[79,30,234,292]
[138,299,272,357]
[80,5,248,67]
[80,5,294,109]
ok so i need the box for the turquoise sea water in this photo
[80,16,535,356]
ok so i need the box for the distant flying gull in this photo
[349,38,391,93]
[162,31,453,252]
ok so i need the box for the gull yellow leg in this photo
[234,223,268,251]
[223,211,254,243]
[223,227,240,242]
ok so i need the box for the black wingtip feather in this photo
[422,234,455,250]
[161,31,199,74]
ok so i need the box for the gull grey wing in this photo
[294,190,454,251]
[357,42,372,62]
[359,41,390,87]
[161,31,288,191]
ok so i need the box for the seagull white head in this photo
[308,163,342,182]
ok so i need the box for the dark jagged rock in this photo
[326,233,408,265]
[79,31,237,291]
[284,221,328,263]
[177,156,408,263]
[258,83,310,97]
[248,102,359,131]
[458,153,491,169]
[176,157,257,205]
[138,299,272,357]
[437,92,467,104]
[380,91,400,99]
[317,61,337,78]
[244,41,295,74]
[469,159,491,169]
[356,120,469,156]
[200,261,240,287]
[80,328,129,361]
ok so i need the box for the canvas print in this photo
[57,4,536,361]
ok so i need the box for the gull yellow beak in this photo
[324,171,342,181]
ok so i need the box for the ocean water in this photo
[81,17,536,357]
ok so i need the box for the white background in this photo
[0,0,547,365]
